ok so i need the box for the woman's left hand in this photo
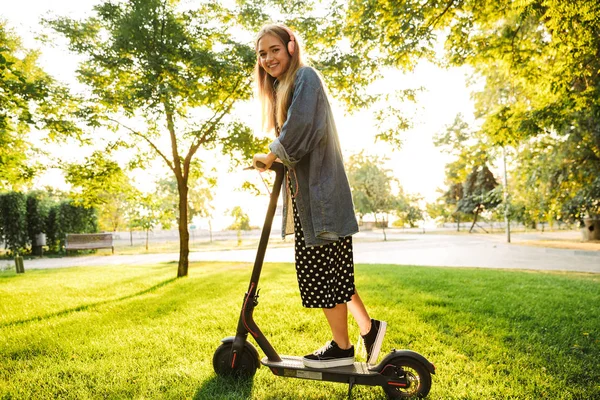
[253,153,276,172]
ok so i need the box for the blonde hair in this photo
[255,24,305,134]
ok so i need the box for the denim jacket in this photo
[269,66,359,247]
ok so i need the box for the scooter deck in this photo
[262,355,378,380]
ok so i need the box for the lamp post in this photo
[503,145,511,243]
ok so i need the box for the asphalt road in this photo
[13,231,600,273]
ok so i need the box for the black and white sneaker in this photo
[361,319,387,364]
[302,340,355,369]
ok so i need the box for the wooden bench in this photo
[65,233,114,254]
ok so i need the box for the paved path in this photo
[12,231,599,273]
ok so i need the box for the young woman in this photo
[252,23,386,369]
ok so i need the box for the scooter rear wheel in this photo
[213,342,258,379]
[382,357,432,398]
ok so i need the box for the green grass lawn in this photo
[1,263,598,399]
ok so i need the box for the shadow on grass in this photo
[194,375,254,400]
[1,277,178,328]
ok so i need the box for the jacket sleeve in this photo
[268,68,327,168]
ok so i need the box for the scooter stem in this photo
[248,162,284,287]
[232,162,285,364]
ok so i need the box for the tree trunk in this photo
[145,229,149,250]
[164,98,190,278]
[469,210,479,233]
[177,181,190,277]
[456,214,460,232]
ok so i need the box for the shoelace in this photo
[314,341,334,355]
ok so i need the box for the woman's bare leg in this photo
[347,291,372,336]
[322,290,372,350]
[322,304,351,349]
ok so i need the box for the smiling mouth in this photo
[268,63,279,69]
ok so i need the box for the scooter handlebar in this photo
[245,161,284,174]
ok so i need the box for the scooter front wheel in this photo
[382,357,432,398]
[213,342,258,379]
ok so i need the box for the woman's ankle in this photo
[334,338,352,350]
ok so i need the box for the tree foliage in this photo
[155,161,216,225]
[63,151,139,232]
[347,153,395,222]
[439,1,600,221]
[129,194,173,250]
[458,165,501,232]
[226,206,251,246]
[346,152,422,239]
[432,114,498,230]
[328,1,600,225]
[47,0,269,276]
[393,192,424,228]
[0,22,81,190]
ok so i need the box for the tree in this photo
[458,165,501,233]
[347,153,398,241]
[129,194,173,251]
[63,151,139,232]
[226,206,251,247]
[48,0,268,276]
[433,114,495,230]
[508,137,555,229]
[393,192,424,228]
[426,196,456,226]
[0,21,81,190]
[155,162,216,226]
[444,182,465,230]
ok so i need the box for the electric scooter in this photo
[213,162,435,398]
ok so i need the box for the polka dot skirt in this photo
[291,195,355,309]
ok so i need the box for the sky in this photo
[2,0,477,230]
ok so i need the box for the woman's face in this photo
[257,33,291,79]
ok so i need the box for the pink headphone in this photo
[279,25,296,56]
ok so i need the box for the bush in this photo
[0,191,99,255]
[45,206,60,253]
[0,192,28,255]
[26,192,50,249]
[55,201,99,250]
